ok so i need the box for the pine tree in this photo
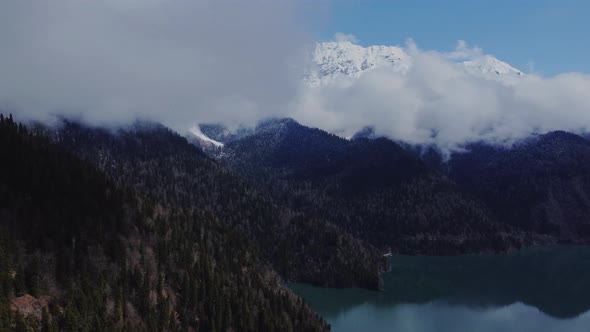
[14,312,31,332]
[41,307,58,332]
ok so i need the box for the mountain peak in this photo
[306,41,524,87]
[306,41,412,87]
[462,55,523,78]
[254,117,301,134]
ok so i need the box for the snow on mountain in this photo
[463,55,523,83]
[199,123,255,144]
[188,124,224,148]
[306,41,523,87]
[194,41,526,149]
[305,41,412,87]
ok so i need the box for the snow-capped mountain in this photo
[306,41,523,87]
[462,55,523,84]
[191,40,526,148]
[305,41,412,87]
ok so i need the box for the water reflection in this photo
[290,246,590,332]
[325,302,590,332]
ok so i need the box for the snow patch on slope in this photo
[189,125,224,147]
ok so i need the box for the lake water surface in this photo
[290,246,590,332]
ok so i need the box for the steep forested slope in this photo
[40,120,385,290]
[448,131,590,241]
[0,114,329,331]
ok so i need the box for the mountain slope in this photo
[40,120,385,290]
[198,123,254,144]
[219,118,524,255]
[0,114,329,331]
[447,131,590,241]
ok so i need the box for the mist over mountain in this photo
[188,37,590,154]
[293,38,590,153]
[2,0,590,154]
[304,39,523,87]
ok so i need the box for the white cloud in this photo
[2,2,589,153]
[447,40,483,60]
[0,0,314,130]
[334,33,359,44]
[292,40,590,153]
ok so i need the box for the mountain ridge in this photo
[305,40,523,87]
[216,118,527,255]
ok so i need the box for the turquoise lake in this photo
[289,246,590,332]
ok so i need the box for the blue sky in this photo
[313,0,589,76]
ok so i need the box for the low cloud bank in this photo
[292,39,590,152]
[1,4,589,153]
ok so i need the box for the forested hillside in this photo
[40,120,385,290]
[219,119,525,255]
[0,114,330,331]
[448,131,590,241]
